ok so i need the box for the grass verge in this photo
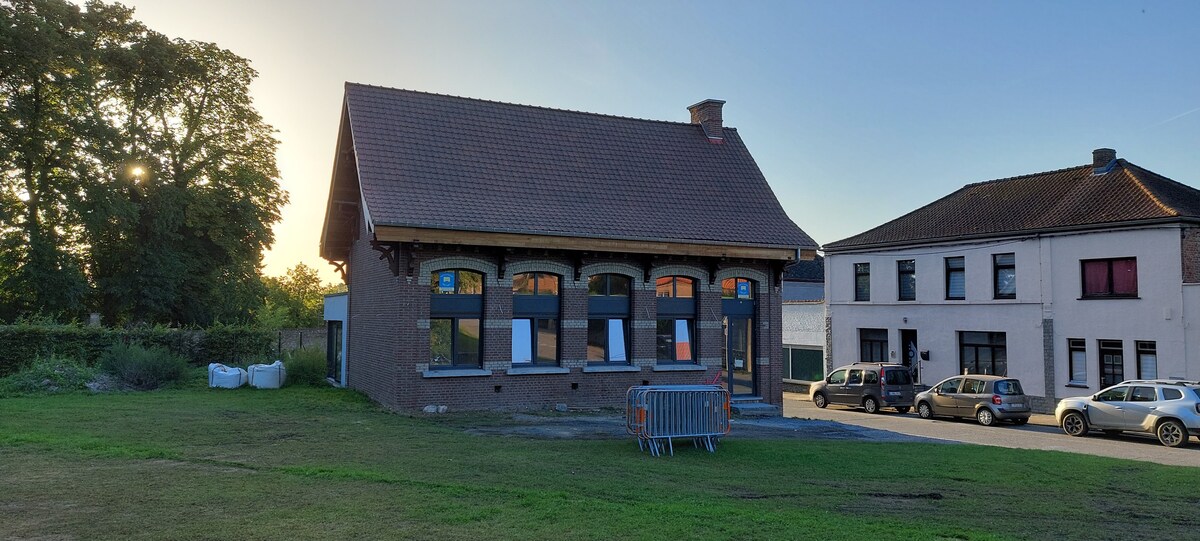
[0,386,1195,540]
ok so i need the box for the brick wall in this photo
[1182,226,1200,283]
[345,242,784,412]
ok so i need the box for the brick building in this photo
[319,83,815,411]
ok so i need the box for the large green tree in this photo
[0,0,287,325]
[259,263,346,329]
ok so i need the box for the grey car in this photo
[811,363,915,414]
[1055,380,1200,447]
[914,375,1031,426]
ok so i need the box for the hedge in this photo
[0,324,274,377]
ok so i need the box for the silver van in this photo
[811,363,916,414]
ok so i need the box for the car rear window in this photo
[1191,388,1200,400]
[884,369,911,385]
[1162,388,1183,400]
[994,380,1024,395]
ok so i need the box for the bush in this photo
[284,348,327,386]
[0,324,277,377]
[100,342,190,390]
[0,355,98,395]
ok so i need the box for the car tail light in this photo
[992,395,1002,405]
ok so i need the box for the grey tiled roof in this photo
[783,255,824,282]
[343,83,814,250]
[826,159,1200,251]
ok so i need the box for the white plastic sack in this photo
[208,363,248,389]
[247,360,286,389]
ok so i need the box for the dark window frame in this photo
[854,263,870,302]
[587,273,633,365]
[859,328,888,363]
[897,260,916,301]
[1080,257,1138,299]
[1136,340,1157,380]
[429,269,484,369]
[945,256,965,300]
[993,253,1016,299]
[1099,339,1124,387]
[1068,338,1087,385]
[512,272,561,366]
[656,275,697,364]
[959,331,1007,376]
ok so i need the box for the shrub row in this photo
[0,324,274,376]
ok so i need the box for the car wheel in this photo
[1011,417,1029,426]
[917,402,933,419]
[896,406,911,414]
[863,397,879,414]
[976,408,995,427]
[1157,419,1189,448]
[1061,411,1088,437]
[813,392,828,409]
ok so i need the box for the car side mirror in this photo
[825,376,832,384]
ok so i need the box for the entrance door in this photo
[725,317,755,396]
[326,320,343,383]
[900,329,919,384]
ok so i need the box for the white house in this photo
[782,257,825,390]
[824,149,1200,412]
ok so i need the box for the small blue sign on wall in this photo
[736,281,751,299]
[438,271,455,293]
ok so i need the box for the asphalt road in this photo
[782,392,1200,468]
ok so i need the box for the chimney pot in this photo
[1092,148,1117,174]
[688,99,726,142]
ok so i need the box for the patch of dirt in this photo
[864,491,944,500]
[462,413,952,443]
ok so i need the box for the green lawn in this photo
[1,381,1196,541]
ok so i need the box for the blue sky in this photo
[117,0,1200,281]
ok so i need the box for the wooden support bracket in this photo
[370,239,401,277]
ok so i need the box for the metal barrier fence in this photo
[626,385,731,457]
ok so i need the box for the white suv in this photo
[1055,380,1200,447]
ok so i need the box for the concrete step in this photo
[730,401,781,417]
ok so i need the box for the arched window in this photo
[429,269,483,368]
[512,272,560,366]
[587,273,630,364]
[655,276,695,363]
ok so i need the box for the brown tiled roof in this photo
[337,83,814,250]
[825,159,1200,252]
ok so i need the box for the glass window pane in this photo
[899,274,916,300]
[537,274,560,296]
[609,275,630,297]
[656,277,673,298]
[1139,353,1157,379]
[994,253,1015,266]
[946,257,964,270]
[1083,260,1109,296]
[587,319,606,361]
[511,319,533,364]
[608,319,628,362]
[537,319,558,364]
[512,273,535,295]
[588,275,605,296]
[1070,350,1087,382]
[676,278,694,298]
[456,319,481,366]
[432,271,455,294]
[1113,259,1137,295]
[656,319,673,360]
[947,270,965,298]
[675,319,693,361]
[995,268,1016,297]
[722,278,737,299]
[457,271,483,295]
[855,275,870,301]
[430,319,452,366]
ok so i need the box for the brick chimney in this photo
[1092,148,1117,174]
[688,99,726,143]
